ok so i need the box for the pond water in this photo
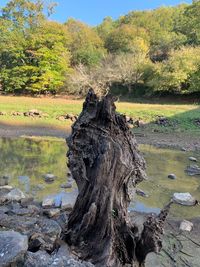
[0,137,199,219]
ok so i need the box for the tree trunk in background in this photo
[65,89,171,267]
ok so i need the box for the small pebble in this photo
[168,174,176,180]
[189,157,197,162]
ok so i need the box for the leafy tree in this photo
[105,24,149,55]
[120,6,187,61]
[178,1,200,45]
[148,47,200,94]
[65,19,106,67]
[96,16,114,41]
[0,0,71,93]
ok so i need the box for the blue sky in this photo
[0,0,192,25]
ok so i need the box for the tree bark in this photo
[65,89,171,267]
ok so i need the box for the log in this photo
[65,89,171,267]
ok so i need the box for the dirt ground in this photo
[0,122,199,151]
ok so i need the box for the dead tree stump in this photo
[65,89,171,267]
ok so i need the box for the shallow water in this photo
[0,137,199,219]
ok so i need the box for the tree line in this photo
[0,0,200,97]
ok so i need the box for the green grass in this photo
[0,95,200,134]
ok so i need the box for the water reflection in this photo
[0,137,199,219]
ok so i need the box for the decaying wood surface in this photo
[65,89,171,267]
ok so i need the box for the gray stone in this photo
[185,165,200,176]
[20,197,34,207]
[180,220,193,232]
[6,188,26,201]
[42,195,55,208]
[168,173,176,179]
[181,147,187,151]
[0,186,13,190]
[0,188,25,203]
[173,192,196,206]
[60,182,73,189]
[11,207,35,216]
[0,206,9,214]
[0,214,61,240]
[44,174,56,183]
[24,249,94,267]
[189,156,197,162]
[43,208,60,218]
[136,188,149,198]
[0,231,28,267]
[24,251,51,267]
[145,252,161,267]
[61,192,77,210]
[42,192,77,210]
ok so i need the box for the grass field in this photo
[0,95,200,134]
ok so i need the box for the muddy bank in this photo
[136,132,200,152]
[0,122,199,151]
[0,123,69,139]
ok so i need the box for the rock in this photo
[28,109,42,116]
[42,195,55,208]
[185,165,200,176]
[0,188,25,203]
[44,173,56,183]
[134,119,146,127]
[0,231,28,267]
[11,207,35,216]
[0,185,13,190]
[0,175,9,186]
[66,113,77,122]
[181,147,187,151]
[43,208,60,218]
[136,189,149,198]
[42,192,77,210]
[20,197,34,207]
[0,206,9,214]
[168,174,176,180]
[6,188,26,201]
[24,249,94,267]
[173,192,196,206]
[145,252,161,267]
[194,118,200,127]
[27,205,41,214]
[11,111,23,116]
[61,192,77,210]
[60,182,73,189]
[0,214,62,251]
[24,251,51,267]
[189,156,197,162]
[57,115,66,121]
[125,115,134,124]
[49,257,94,267]
[180,220,193,232]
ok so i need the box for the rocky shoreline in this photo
[0,184,200,267]
[0,185,93,267]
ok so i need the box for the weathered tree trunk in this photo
[65,89,171,267]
